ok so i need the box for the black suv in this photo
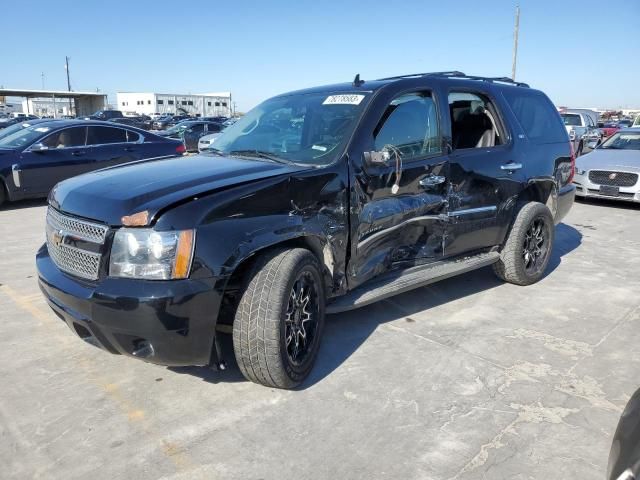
[37,72,575,389]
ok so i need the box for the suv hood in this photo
[51,154,311,226]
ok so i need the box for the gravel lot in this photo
[1,198,639,480]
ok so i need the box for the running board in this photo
[327,251,500,314]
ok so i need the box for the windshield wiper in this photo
[228,149,290,164]
[203,147,225,156]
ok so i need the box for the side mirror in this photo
[30,143,49,153]
[363,150,390,167]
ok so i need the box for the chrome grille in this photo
[589,170,638,187]
[47,207,108,243]
[46,208,108,281]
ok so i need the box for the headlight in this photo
[109,228,195,280]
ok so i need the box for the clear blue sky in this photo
[3,0,639,111]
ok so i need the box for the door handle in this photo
[71,151,85,156]
[419,175,446,187]
[501,162,523,171]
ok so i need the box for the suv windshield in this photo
[211,91,369,165]
[0,124,53,148]
[560,114,582,126]
[600,131,640,150]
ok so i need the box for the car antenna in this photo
[353,74,365,87]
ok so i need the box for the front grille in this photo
[588,170,638,187]
[46,208,108,280]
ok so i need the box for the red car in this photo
[599,122,620,138]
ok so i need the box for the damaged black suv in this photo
[37,71,575,389]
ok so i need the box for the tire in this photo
[493,202,555,286]
[0,183,6,208]
[232,248,326,389]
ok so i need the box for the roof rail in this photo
[376,71,530,88]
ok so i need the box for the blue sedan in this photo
[0,120,185,207]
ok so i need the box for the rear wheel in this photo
[232,248,325,389]
[493,202,555,286]
[0,183,6,208]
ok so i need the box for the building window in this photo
[121,102,125,106]
[181,101,187,106]
[215,102,220,107]
[168,100,174,105]
[222,102,227,107]
[148,100,151,104]
[187,100,193,106]
[207,101,211,106]
[157,100,164,105]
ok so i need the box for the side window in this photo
[207,123,221,133]
[374,92,441,160]
[448,91,504,149]
[502,89,567,143]
[188,123,205,133]
[126,130,141,143]
[41,127,86,148]
[87,126,127,145]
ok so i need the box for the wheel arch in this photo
[216,234,335,326]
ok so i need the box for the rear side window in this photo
[502,89,567,143]
[126,130,141,142]
[87,126,127,145]
[207,123,221,133]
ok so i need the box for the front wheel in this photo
[232,248,325,389]
[493,202,555,286]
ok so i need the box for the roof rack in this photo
[376,71,530,88]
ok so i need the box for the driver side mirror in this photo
[29,143,49,153]
[363,150,391,167]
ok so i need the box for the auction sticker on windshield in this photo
[323,94,365,105]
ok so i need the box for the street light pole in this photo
[65,56,73,115]
[511,5,520,81]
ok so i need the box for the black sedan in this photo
[0,120,185,207]
[152,115,191,130]
[155,120,223,152]
[108,116,152,130]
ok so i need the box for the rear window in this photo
[502,89,568,143]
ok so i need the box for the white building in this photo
[116,92,232,117]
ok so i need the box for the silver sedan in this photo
[573,129,640,203]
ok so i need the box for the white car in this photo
[198,132,222,152]
[560,109,601,156]
[573,129,640,203]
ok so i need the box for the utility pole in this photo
[41,72,45,90]
[511,5,520,81]
[65,56,73,115]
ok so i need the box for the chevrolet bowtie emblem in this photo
[52,230,64,248]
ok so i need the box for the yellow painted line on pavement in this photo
[0,283,194,472]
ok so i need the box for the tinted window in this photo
[87,126,127,145]
[188,123,205,133]
[374,92,441,160]
[42,127,87,148]
[503,89,568,143]
[207,123,221,133]
[561,114,582,126]
[126,130,141,142]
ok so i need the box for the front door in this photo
[349,90,449,288]
[19,126,90,196]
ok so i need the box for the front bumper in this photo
[573,173,640,203]
[37,244,223,366]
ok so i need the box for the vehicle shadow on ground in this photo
[171,223,582,388]
[0,198,48,211]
